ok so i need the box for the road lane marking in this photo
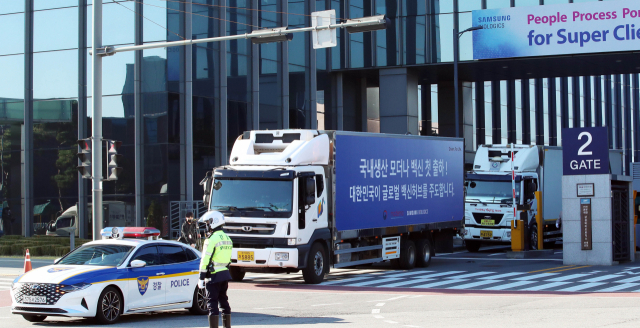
[411,279,468,289]
[558,283,605,292]
[0,278,15,281]
[512,273,560,281]
[372,309,381,314]
[447,280,502,290]
[522,282,572,291]
[413,271,465,279]
[528,265,574,273]
[615,276,640,283]
[386,295,409,301]
[321,276,378,285]
[445,271,496,279]
[346,278,402,287]
[479,272,527,280]
[546,265,591,273]
[378,279,434,288]
[595,283,640,292]
[579,274,623,283]
[384,320,398,324]
[311,303,342,307]
[374,315,384,319]
[376,303,385,307]
[483,281,537,291]
[545,274,593,282]
[488,253,502,257]
[386,271,434,278]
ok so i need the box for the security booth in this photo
[562,127,634,265]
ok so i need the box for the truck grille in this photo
[224,223,276,235]
[471,213,504,225]
[15,283,64,305]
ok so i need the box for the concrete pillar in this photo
[379,68,419,135]
[436,80,473,162]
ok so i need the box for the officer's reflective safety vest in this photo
[199,230,233,275]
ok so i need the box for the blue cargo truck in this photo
[200,130,464,284]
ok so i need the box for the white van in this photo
[46,202,135,237]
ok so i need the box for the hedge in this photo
[0,236,89,256]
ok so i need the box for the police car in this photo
[10,227,208,324]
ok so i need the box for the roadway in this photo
[1,246,640,327]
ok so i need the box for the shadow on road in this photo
[28,311,347,327]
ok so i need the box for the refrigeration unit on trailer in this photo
[200,130,464,283]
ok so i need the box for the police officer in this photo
[198,211,233,328]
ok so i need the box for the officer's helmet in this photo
[198,211,226,231]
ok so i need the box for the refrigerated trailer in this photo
[463,144,623,251]
[200,130,465,283]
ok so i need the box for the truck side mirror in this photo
[305,177,316,205]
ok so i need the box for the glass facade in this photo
[2,0,639,237]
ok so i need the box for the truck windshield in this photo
[210,179,293,218]
[466,180,520,204]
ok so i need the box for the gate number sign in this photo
[562,127,609,176]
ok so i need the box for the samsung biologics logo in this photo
[477,15,511,23]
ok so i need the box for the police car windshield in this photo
[209,179,293,217]
[58,244,134,267]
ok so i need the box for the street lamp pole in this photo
[91,0,103,240]
[89,11,388,239]
[453,26,483,138]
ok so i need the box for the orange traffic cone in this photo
[24,249,32,273]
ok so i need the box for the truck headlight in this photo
[60,283,92,293]
[287,238,296,245]
[275,252,289,261]
[506,231,511,238]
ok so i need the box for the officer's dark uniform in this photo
[200,227,233,328]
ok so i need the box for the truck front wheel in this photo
[465,240,481,252]
[229,266,245,282]
[530,225,538,250]
[399,240,416,270]
[303,243,326,284]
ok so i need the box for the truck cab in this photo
[463,145,562,251]
[201,130,331,282]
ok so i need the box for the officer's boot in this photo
[222,314,231,328]
[208,315,219,328]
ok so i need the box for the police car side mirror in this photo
[130,260,147,268]
[54,258,61,264]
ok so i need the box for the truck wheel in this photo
[303,243,326,284]
[22,315,46,322]
[530,225,538,250]
[415,239,432,268]
[398,240,416,270]
[465,240,481,252]
[229,266,245,282]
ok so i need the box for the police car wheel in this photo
[189,287,208,315]
[95,287,122,324]
[22,315,46,322]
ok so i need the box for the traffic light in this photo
[107,140,123,180]
[77,138,92,179]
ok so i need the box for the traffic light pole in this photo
[91,1,103,240]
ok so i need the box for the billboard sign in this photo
[473,0,640,59]
[334,134,464,231]
[561,127,610,176]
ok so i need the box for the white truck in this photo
[463,144,623,251]
[46,202,135,237]
[200,130,464,283]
